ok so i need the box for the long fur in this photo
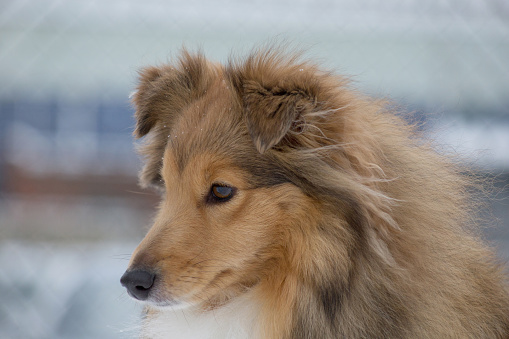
[123,46,509,338]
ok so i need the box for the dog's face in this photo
[121,51,324,309]
[127,106,306,308]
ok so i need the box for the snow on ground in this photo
[0,241,142,339]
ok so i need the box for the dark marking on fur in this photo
[262,154,368,242]
[318,279,344,327]
[368,285,410,339]
[236,155,290,188]
[290,297,333,339]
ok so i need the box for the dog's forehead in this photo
[160,78,291,189]
[164,84,248,174]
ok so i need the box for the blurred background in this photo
[1,0,508,338]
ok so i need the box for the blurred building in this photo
[1,0,508,200]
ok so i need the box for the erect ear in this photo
[243,80,316,153]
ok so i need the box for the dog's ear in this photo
[228,49,328,154]
[132,66,166,138]
[132,50,211,188]
[242,81,316,153]
[132,50,210,138]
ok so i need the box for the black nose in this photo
[120,269,156,301]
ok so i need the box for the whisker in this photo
[111,254,133,260]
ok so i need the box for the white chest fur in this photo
[141,296,261,339]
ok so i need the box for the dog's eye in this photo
[208,184,235,203]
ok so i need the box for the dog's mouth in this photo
[120,267,236,309]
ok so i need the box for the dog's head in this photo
[120,48,374,309]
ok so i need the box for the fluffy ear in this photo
[228,48,325,154]
[132,66,168,138]
[132,50,210,138]
[243,81,315,153]
[131,50,211,188]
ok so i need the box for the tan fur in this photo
[123,46,509,338]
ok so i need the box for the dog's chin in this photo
[150,300,194,311]
[132,294,195,311]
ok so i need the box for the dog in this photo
[120,47,509,338]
